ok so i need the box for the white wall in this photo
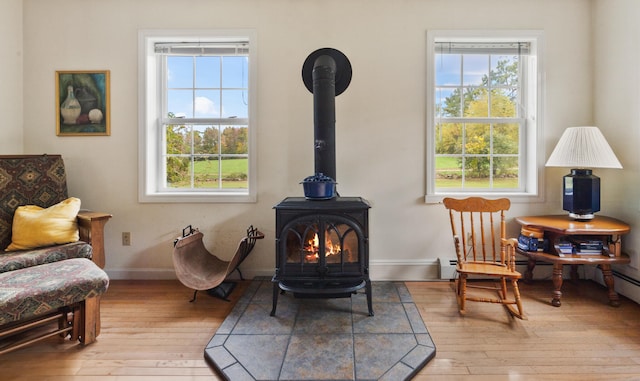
[16,0,601,281]
[593,0,640,302]
[0,0,23,152]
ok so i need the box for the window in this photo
[426,31,544,203]
[138,30,257,203]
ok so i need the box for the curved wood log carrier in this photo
[172,225,264,302]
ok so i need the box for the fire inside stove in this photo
[287,223,358,265]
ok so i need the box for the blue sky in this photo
[435,53,517,116]
[436,53,516,87]
[167,56,248,119]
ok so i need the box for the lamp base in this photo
[563,168,600,220]
[568,212,594,221]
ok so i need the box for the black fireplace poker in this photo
[302,48,352,189]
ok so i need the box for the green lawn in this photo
[171,158,248,189]
[435,156,518,188]
[436,156,458,169]
[436,177,518,188]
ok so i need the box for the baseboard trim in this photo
[105,268,275,281]
[106,268,178,280]
[612,269,640,287]
[370,259,440,281]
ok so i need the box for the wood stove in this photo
[271,48,373,316]
[271,197,372,316]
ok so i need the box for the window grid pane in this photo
[163,122,248,190]
[163,49,249,191]
[434,45,523,192]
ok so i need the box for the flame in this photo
[304,232,341,261]
[325,234,339,256]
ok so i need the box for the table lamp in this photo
[545,126,622,220]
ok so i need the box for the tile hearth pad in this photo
[205,279,436,380]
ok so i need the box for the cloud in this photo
[194,96,218,117]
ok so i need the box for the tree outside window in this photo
[434,41,528,191]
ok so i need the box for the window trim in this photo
[138,29,257,203]
[425,30,545,204]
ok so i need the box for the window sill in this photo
[139,191,256,204]
[424,191,543,205]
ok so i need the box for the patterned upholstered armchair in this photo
[0,154,111,354]
[0,155,111,269]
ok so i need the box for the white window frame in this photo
[425,30,544,204]
[138,29,257,203]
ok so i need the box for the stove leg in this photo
[366,279,374,316]
[270,283,279,316]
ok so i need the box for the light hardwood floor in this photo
[406,280,640,381]
[1,279,640,380]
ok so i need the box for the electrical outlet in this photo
[122,232,131,246]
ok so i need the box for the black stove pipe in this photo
[302,48,352,184]
[312,55,337,181]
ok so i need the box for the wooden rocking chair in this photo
[172,225,264,302]
[443,197,525,319]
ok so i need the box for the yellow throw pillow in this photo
[5,197,81,251]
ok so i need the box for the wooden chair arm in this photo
[77,211,112,269]
[501,237,519,271]
[452,235,464,263]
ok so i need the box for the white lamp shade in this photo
[545,126,622,169]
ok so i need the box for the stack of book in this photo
[572,238,604,255]
[518,234,541,251]
[517,226,547,252]
[554,242,575,256]
[553,238,605,256]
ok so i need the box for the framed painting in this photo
[56,70,110,136]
